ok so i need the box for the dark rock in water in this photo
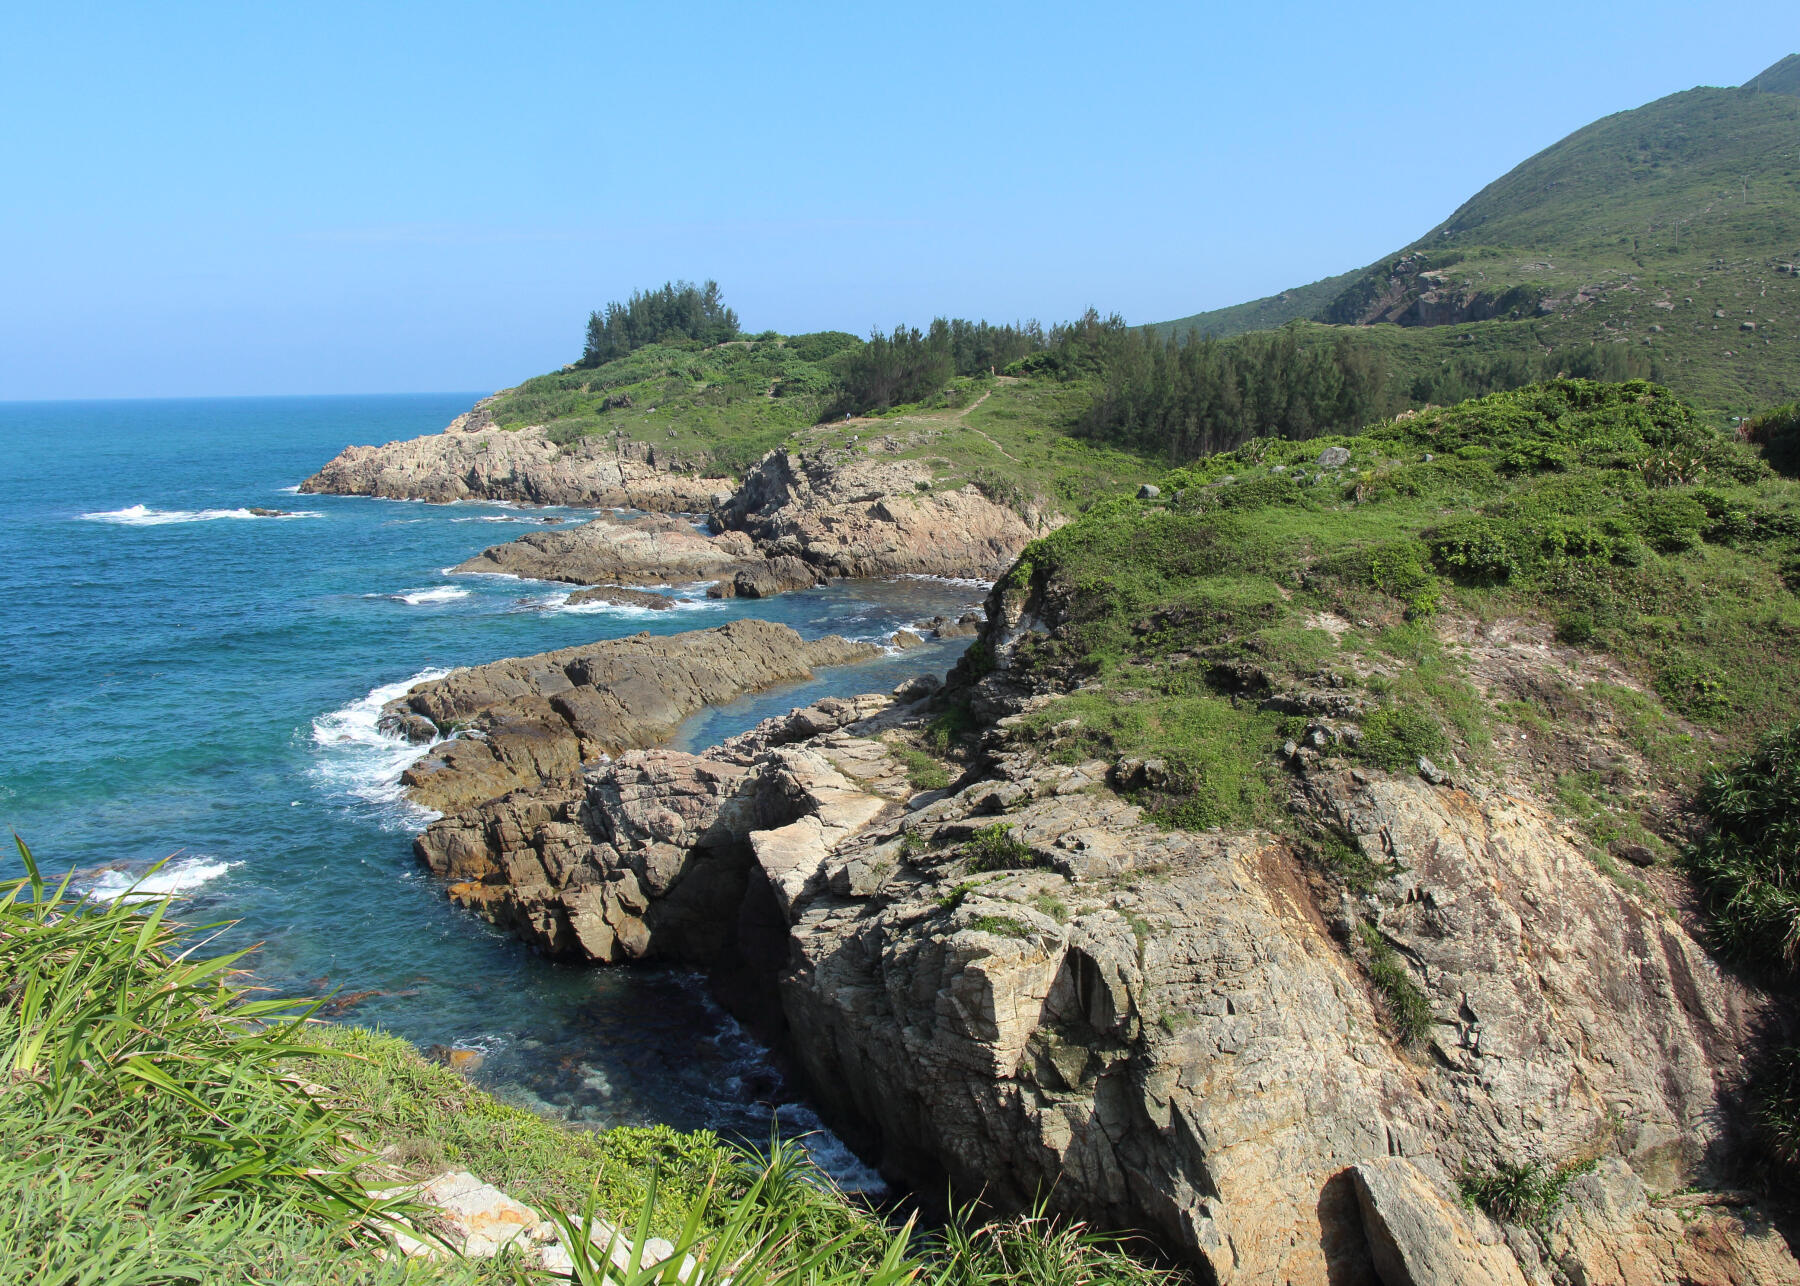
[564,585,674,610]
[890,629,925,650]
[246,506,288,517]
[378,710,441,744]
[707,555,821,600]
[914,611,983,639]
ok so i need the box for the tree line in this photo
[570,283,1660,462]
[579,280,738,366]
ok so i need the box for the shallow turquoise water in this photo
[0,394,981,1171]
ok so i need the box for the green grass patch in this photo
[1458,1158,1597,1228]
[1357,922,1434,1047]
[895,747,951,792]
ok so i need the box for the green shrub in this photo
[1356,706,1451,772]
[965,824,1043,873]
[1751,1043,1800,1171]
[1426,517,1515,582]
[1745,402,1800,477]
[1683,723,1800,972]
[1458,1158,1596,1227]
[1628,491,1708,553]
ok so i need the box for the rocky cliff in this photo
[400,638,1798,1285]
[298,400,728,511]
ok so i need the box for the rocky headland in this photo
[299,398,730,511]
[385,602,1797,1283]
[302,393,1054,600]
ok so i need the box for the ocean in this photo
[0,393,985,1181]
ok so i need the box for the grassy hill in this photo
[480,335,1160,511]
[1158,56,1800,415]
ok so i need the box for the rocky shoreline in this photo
[375,594,1797,1285]
[301,403,1051,601]
[299,400,731,511]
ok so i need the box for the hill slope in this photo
[1160,56,1800,412]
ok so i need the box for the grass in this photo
[1356,923,1434,1048]
[896,747,952,792]
[1,839,1177,1286]
[964,824,1044,874]
[1457,1158,1597,1229]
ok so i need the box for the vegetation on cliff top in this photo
[1002,378,1800,866]
[0,843,1176,1285]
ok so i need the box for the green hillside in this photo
[1159,56,1800,415]
[1147,270,1356,340]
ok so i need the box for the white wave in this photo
[893,572,995,589]
[388,586,470,606]
[773,1103,887,1194]
[79,504,322,525]
[77,857,240,904]
[308,668,451,828]
[276,485,302,494]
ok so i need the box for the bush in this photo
[1356,706,1451,772]
[1744,401,1800,477]
[1426,516,1515,583]
[1684,722,1800,972]
[1458,1159,1596,1228]
[1358,923,1433,1046]
[965,824,1043,873]
[1751,1043,1800,1170]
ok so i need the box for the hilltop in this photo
[1159,56,1800,413]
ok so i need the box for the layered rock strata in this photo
[408,672,1797,1284]
[381,620,880,815]
[299,402,727,511]
[715,448,1047,579]
[452,513,758,586]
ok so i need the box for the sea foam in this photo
[77,856,240,904]
[80,504,322,525]
[308,668,450,828]
[388,586,470,605]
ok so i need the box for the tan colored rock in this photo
[390,620,882,814]
[1351,1158,1525,1286]
[299,400,726,510]
[454,513,757,586]
[718,448,1050,579]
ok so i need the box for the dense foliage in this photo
[580,280,739,367]
[832,318,1050,415]
[1071,325,1391,459]
[1685,723,1800,974]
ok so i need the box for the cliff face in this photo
[716,448,1051,580]
[400,648,1796,1283]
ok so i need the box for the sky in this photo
[2,1,1795,400]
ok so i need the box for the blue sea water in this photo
[0,394,983,1174]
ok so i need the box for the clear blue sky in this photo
[3,2,1793,400]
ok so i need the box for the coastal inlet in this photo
[0,393,985,1185]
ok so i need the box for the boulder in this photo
[453,514,756,586]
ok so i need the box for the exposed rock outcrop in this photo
[452,513,758,586]
[383,620,881,815]
[408,670,1797,1284]
[714,448,1048,579]
[299,402,727,511]
[564,585,675,610]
